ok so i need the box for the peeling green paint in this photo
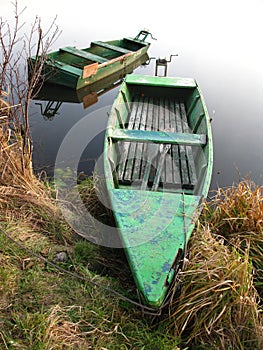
[109,189,201,306]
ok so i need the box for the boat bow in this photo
[108,188,202,307]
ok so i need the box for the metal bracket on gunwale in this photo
[134,29,157,42]
[155,54,178,77]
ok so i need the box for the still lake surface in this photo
[25,0,263,192]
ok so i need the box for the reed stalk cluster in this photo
[166,181,263,349]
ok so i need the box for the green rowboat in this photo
[33,53,149,111]
[28,30,152,90]
[104,74,213,308]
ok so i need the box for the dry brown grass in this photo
[42,305,91,349]
[203,180,263,235]
[78,174,114,226]
[167,226,262,349]
[0,103,72,243]
[0,90,11,116]
[203,180,263,292]
[165,180,263,349]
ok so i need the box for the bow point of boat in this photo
[109,188,202,307]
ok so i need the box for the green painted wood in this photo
[109,189,201,307]
[28,31,151,90]
[104,74,213,308]
[60,47,108,63]
[91,41,131,54]
[49,61,82,75]
[125,74,197,88]
[109,128,207,146]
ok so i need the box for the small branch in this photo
[0,0,61,172]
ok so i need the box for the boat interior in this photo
[107,83,210,195]
[47,38,149,70]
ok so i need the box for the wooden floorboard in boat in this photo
[117,95,198,191]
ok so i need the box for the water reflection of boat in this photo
[104,74,213,308]
[34,54,149,119]
[28,30,154,90]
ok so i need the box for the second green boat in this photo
[28,30,152,90]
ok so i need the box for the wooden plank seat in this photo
[91,41,131,54]
[109,129,206,146]
[60,47,108,64]
[116,95,200,191]
[46,58,83,74]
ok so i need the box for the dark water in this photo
[27,1,263,192]
[29,57,263,192]
[3,0,263,190]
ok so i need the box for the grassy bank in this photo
[0,112,263,349]
[0,4,262,347]
[0,117,180,349]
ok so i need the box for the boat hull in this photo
[33,53,149,110]
[28,34,150,90]
[104,74,213,307]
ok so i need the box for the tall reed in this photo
[0,1,67,239]
[167,226,262,349]
[204,180,263,293]
[165,180,263,349]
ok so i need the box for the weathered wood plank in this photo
[132,96,149,180]
[152,143,172,191]
[164,98,174,185]
[136,97,155,183]
[169,100,182,185]
[124,95,144,181]
[91,41,131,54]
[140,96,156,189]
[117,95,140,180]
[115,96,200,191]
[140,142,159,190]
[180,102,198,186]
[109,128,206,146]
[60,47,108,64]
[175,102,189,185]
[157,97,165,186]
